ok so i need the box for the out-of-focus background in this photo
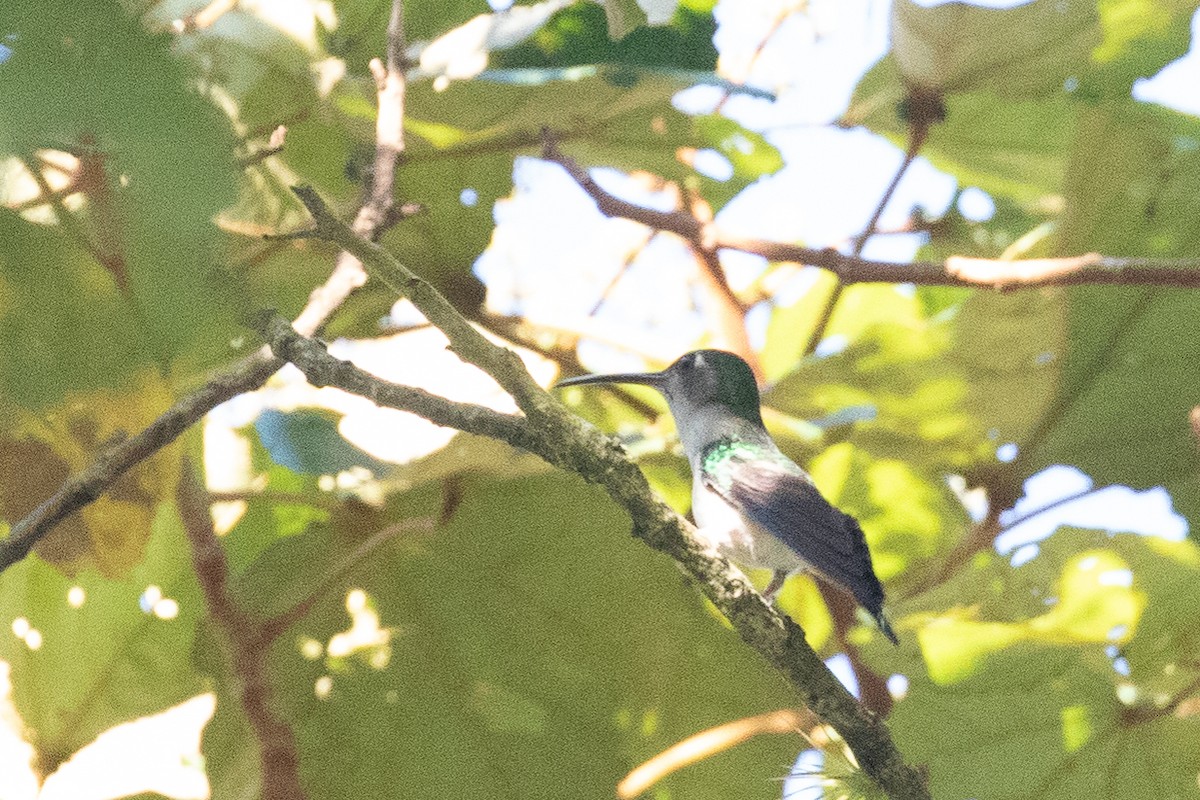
[1,0,1199,798]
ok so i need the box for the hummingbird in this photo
[557,349,898,645]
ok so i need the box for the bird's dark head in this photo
[556,349,764,428]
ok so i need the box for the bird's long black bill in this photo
[555,371,666,389]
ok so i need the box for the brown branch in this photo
[618,708,816,799]
[542,141,1200,291]
[0,0,412,574]
[711,6,790,114]
[257,314,540,449]
[292,0,408,337]
[542,133,702,241]
[722,238,1200,288]
[259,516,436,645]
[177,463,305,800]
[0,355,281,572]
[542,136,760,374]
[819,583,892,717]
[279,188,930,800]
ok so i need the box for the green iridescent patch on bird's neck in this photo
[701,439,767,486]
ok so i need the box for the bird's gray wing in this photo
[701,457,886,617]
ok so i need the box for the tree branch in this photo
[177,463,306,800]
[276,188,930,800]
[259,515,436,645]
[618,708,816,799]
[0,355,281,572]
[257,314,539,450]
[289,186,553,418]
[541,141,1200,290]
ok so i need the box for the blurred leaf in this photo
[1022,101,1200,521]
[1058,101,1200,256]
[171,7,322,130]
[882,529,1200,800]
[690,114,784,208]
[890,0,1099,96]
[759,271,838,383]
[255,408,391,476]
[0,372,180,576]
[0,504,204,768]
[847,57,1075,206]
[766,286,1063,490]
[326,0,477,67]
[0,213,151,408]
[497,1,716,66]
[1088,0,1197,95]
[206,474,799,799]
[413,0,576,82]
[0,438,87,566]
[0,1,242,374]
[378,431,552,493]
[599,0,679,40]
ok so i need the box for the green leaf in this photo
[206,475,799,799]
[498,1,717,69]
[0,374,181,576]
[1023,101,1200,521]
[691,114,784,208]
[171,8,322,130]
[847,57,1075,206]
[1089,0,1197,95]
[765,286,1064,484]
[0,213,150,407]
[0,1,242,382]
[0,504,204,766]
[890,0,1099,96]
[883,530,1200,800]
[759,271,838,383]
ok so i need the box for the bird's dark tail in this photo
[876,612,899,646]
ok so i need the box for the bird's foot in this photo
[761,570,788,604]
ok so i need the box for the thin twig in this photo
[177,463,306,800]
[618,709,816,799]
[541,141,1200,290]
[542,135,756,372]
[256,314,540,449]
[996,486,1101,534]
[291,0,408,336]
[259,516,436,644]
